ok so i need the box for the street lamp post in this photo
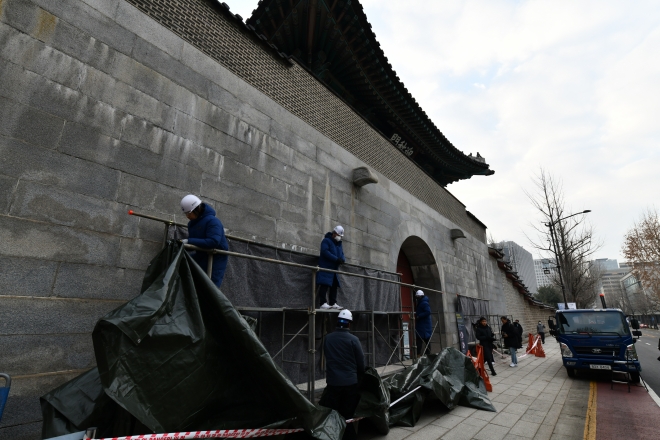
[545,210,591,309]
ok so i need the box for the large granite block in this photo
[0,296,121,335]
[53,262,143,300]
[0,333,95,376]
[116,237,162,271]
[0,21,85,90]
[201,176,282,220]
[0,215,120,266]
[0,256,58,297]
[10,181,137,237]
[30,0,136,56]
[0,174,17,214]
[0,96,65,150]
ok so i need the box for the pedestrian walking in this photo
[475,317,497,376]
[537,321,546,344]
[179,195,229,287]
[414,290,433,356]
[501,316,521,367]
[317,226,346,309]
[513,319,524,347]
[319,309,365,440]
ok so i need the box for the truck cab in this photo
[552,309,641,381]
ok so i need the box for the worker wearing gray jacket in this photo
[320,309,365,440]
[537,321,546,344]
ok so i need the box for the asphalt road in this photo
[636,328,660,394]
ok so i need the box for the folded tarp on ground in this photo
[354,349,496,435]
[41,242,494,440]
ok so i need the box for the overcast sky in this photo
[227,0,660,261]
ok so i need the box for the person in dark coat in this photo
[513,319,524,347]
[475,317,497,376]
[414,290,433,356]
[320,309,365,440]
[180,195,229,287]
[537,321,546,344]
[501,316,521,367]
[316,225,346,309]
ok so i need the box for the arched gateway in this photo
[396,236,445,356]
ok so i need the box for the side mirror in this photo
[632,330,642,338]
[631,318,640,330]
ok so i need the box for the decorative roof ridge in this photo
[248,0,494,180]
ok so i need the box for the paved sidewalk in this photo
[360,340,590,440]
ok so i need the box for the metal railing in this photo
[129,210,445,400]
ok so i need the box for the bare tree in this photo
[622,208,660,304]
[525,170,602,308]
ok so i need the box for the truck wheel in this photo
[566,367,576,378]
[630,372,640,383]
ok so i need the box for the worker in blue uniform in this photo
[414,290,433,356]
[179,195,229,287]
[316,225,346,309]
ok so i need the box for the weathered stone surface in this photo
[0,96,65,149]
[0,256,58,297]
[0,333,95,375]
[0,174,17,214]
[10,181,137,237]
[116,237,162,271]
[0,135,121,201]
[0,215,120,266]
[0,296,121,335]
[53,262,143,300]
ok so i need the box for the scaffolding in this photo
[128,210,445,400]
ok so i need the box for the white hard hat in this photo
[333,225,344,236]
[338,309,353,321]
[181,195,202,213]
[415,290,424,297]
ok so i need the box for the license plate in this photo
[589,364,611,370]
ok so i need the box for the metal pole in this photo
[182,245,444,295]
[370,310,376,368]
[309,270,317,401]
[410,289,417,361]
[206,252,214,279]
[547,221,569,308]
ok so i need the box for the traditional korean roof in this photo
[247,0,494,186]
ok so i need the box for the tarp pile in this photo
[41,243,494,440]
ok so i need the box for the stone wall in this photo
[499,265,553,339]
[0,1,497,438]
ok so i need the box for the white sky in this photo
[227,0,660,261]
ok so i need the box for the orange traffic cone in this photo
[526,333,534,352]
[470,345,493,392]
[534,336,546,358]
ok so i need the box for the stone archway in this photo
[397,236,445,354]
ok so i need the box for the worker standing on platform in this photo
[317,225,346,310]
[320,309,365,440]
[475,317,497,376]
[414,290,433,356]
[180,195,229,287]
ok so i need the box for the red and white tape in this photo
[493,334,541,360]
[91,418,365,440]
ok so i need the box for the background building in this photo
[593,258,620,271]
[534,258,555,288]
[493,241,538,294]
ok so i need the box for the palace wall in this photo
[0,1,499,438]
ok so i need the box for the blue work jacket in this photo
[316,232,345,287]
[187,204,229,287]
[415,296,433,339]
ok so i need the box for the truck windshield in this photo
[558,312,629,335]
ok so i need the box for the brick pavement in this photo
[359,340,590,440]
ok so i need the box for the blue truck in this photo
[551,308,642,382]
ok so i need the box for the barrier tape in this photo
[91,418,367,440]
[493,334,541,360]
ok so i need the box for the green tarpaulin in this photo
[41,242,494,440]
